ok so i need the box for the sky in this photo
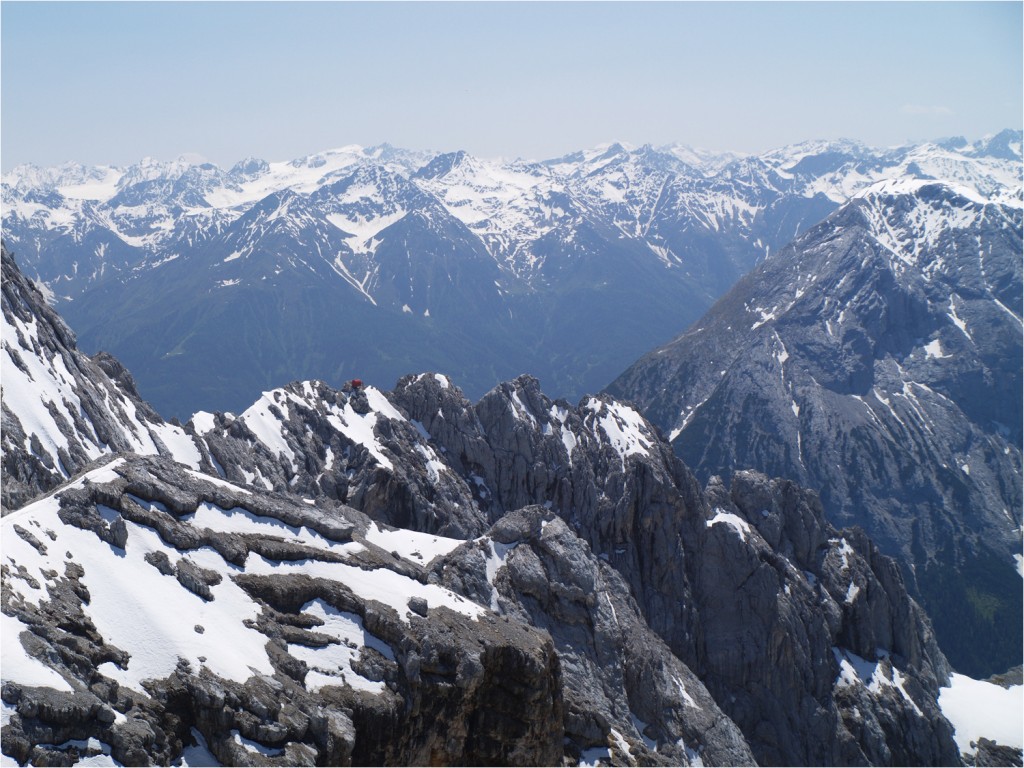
[2,1,1021,171]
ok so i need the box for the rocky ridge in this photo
[2,454,567,767]
[95,366,962,764]
[1,244,199,511]
[607,177,1023,679]
[0,246,1006,765]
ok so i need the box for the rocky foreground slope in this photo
[188,372,962,765]
[3,452,763,767]
[0,246,1014,765]
[1,246,199,512]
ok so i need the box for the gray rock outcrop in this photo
[190,370,964,765]
[607,181,1023,678]
[1,243,205,512]
[2,454,565,767]
[1,247,981,765]
[433,505,755,767]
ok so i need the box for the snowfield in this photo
[938,673,1024,756]
[0,458,489,704]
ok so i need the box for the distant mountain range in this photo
[2,129,1022,766]
[4,131,1020,418]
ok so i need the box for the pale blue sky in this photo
[2,1,1021,170]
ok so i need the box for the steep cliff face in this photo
[432,506,756,767]
[699,471,956,766]
[1,248,979,765]
[608,181,1023,678]
[1,244,204,511]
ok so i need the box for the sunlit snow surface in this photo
[0,292,203,475]
[286,599,393,694]
[582,398,655,468]
[0,458,485,703]
[705,509,751,541]
[1,612,74,692]
[2,308,94,468]
[239,383,401,471]
[363,522,463,566]
[938,673,1024,755]
[831,647,922,715]
[175,728,220,767]
[5,485,276,690]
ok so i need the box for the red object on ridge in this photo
[350,379,363,389]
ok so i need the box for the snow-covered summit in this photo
[6,133,1015,280]
[4,132,1020,417]
[609,173,1023,680]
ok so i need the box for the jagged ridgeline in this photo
[0,245,990,766]
[608,177,1024,680]
[4,134,1020,419]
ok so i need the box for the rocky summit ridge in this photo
[607,176,1023,680]
[0,245,999,766]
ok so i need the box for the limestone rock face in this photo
[697,471,958,766]
[970,739,1024,767]
[2,454,563,767]
[607,182,1023,678]
[1,245,206,512]
[390,372,707,662]
[192,371,963,766]
[432,506,755,767]
[196,377,490,539]
[2,248,975,765]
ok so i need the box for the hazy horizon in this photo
[2,1,1021,172]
